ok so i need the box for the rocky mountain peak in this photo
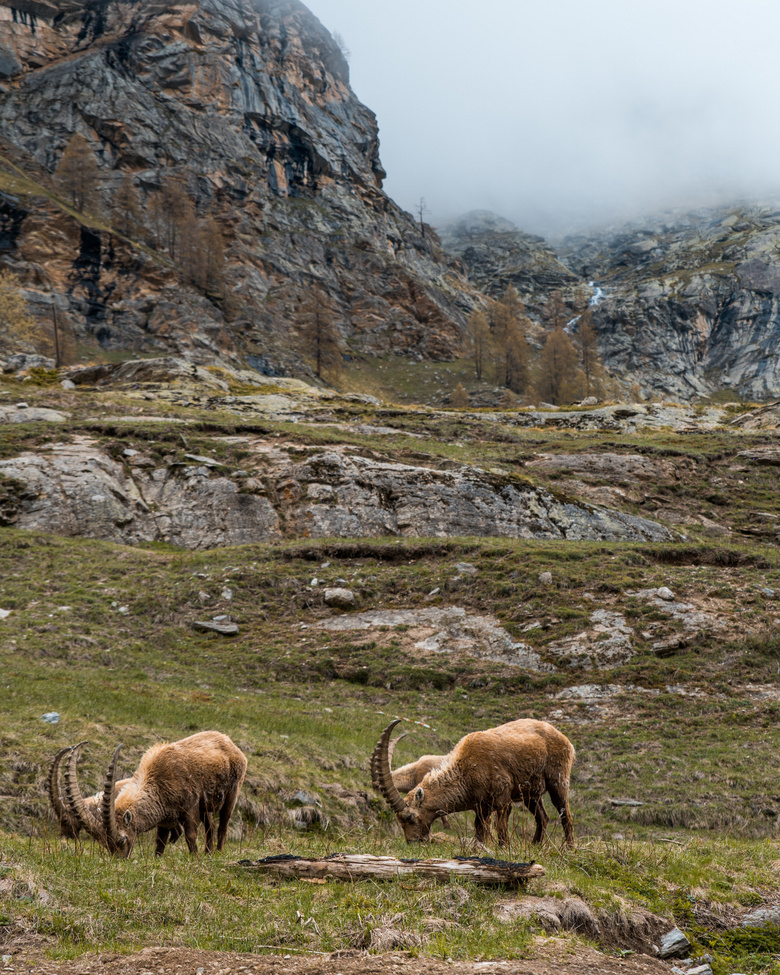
[559,201,780,400]
[439,209,578,309]
[444,210,524,238]
[4,1,780,401]
[0,0,378,193]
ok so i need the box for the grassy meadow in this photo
[0,377,779,973]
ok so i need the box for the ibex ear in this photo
[123,810,132,826]
[413,787,424,806]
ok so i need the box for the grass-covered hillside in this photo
[0,371,779,975]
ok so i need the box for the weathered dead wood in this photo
[236,853,544,886]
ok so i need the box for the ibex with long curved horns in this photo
[385,733,559,835]
[57,731,247,857]
[49,743,190,852]
[372,718,575,846]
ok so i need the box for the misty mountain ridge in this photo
[1,0,780,401]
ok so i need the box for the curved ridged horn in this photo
[387,733,407,767]
[48,746,73,823]
[102,744,124,852]
[370,720,407,814]
[63,741,102,838]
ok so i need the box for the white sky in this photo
[302,0,780,235]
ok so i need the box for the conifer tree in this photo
[505,318,529,394]
[450,382,469,408]
[490,298,511,386]
[546,289,569,331]
[0,271,35,353]
[501,284,524,321]
[467,308,490,381]
[576,306,600,397]
[296,286,344,382]
[149,176,192,259]
[177,205,203,285]
[199,216,226,297]
[491,285,530,393]
[574,284,592,316]
[112,174,144,239]
[55,133,101,213]
[537,326,579,404]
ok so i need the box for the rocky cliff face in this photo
[559,204,780,400]
[439,204,780,401]
[0,0,476,371]
[5,1,780,402]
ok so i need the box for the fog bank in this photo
[304,0,780,235]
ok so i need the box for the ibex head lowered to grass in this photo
[371,718,575,847]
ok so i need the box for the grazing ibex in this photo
[384,733,451,829]
[59,731,247,857]
[49,743,190,853]
[386,733,556,835]
[372,718,575,847]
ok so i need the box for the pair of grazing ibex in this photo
[49,718,575,856]
[49,731,248,856]
[374,717,575,846]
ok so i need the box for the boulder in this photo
[658,927,692,959]
[741,906,780,928]
[192,620,239,636]
[65,357,230,391]
[323,588,355,609]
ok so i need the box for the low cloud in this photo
[307,0,780,235]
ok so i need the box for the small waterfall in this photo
[565,282,605,332]
[588,281,605,306]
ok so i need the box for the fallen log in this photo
[236,853,544,886]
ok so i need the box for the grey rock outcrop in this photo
[527,452,678,484]
[545,609,635,669]
[3,354,55,372]
[741,906,780,928]
[503,403,727,433]
[0,403,69,423]
[0,437,282,547]
[0,435,676,549]
[318,606,551,671]
[65,357,230,391]
[277,448,674,543]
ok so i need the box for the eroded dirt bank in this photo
[7,945,669,975]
